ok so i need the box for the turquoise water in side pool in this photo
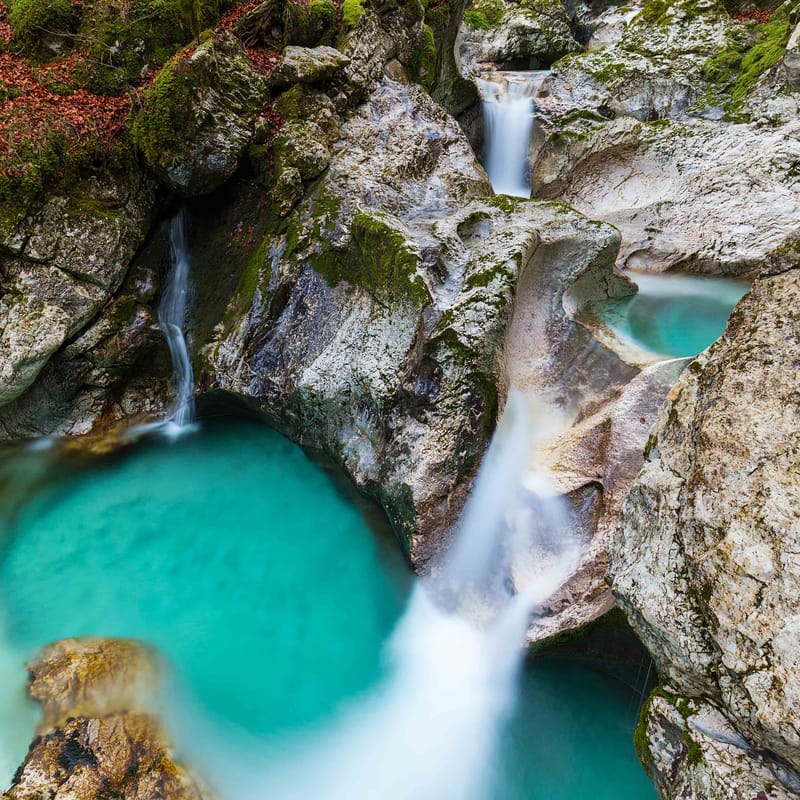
[596,272,750,358]
[0,420,654,799]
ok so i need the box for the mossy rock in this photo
[412,24,436,90]
[7,0,79,57]
[341,0,365,29]
[463,0,505,30]
[273,121,332,181]
[311,210,431,307]
[702,9,792,110]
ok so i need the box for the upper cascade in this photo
[477,71,549,198]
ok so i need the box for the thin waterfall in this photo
[159,210,195,429]
[478,71,550,198]
[182,389,582,800]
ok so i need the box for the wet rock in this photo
[784,21,800,89]
[5,638,210,800]
[527,1,800,275]
[201,74,630,566]
[638,693,800,800]
[459,0,580,75]
[270,45,350,87]
[529,358,689,643]
[610,267,800,773]
[27,638,159,733]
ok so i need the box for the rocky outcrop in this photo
[528,0,800,275]
[459,0,580,75]
[638,693,800,800]
[5,638,209,800]
[610,266,800,787]
[200,66,632,566]
[0,171,158,431]
[131,31,270,196]
[528,358,689,642]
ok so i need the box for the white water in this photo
[159,211,196,430]
[478,72,549,198]
[178,389,581,800]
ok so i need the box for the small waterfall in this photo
[159,211,195,429]
[478,71,549,198]
[188,389,581,800]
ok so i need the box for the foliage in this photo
[412,23,436,89]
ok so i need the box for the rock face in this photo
[459,0,580,74]
[529,0,800,275]
[201,69,630,566]
[638,693,800,800]
[5,638,209,800]
[0,171,159,437]
[131,31,270,196]
[610,266,800,786]
[529,358,689,642]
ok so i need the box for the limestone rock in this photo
[270,45,350,86]
[459,0,580,75]
[5,638,210,800]
[610,267,800,772]
[638,694,800,800]
[0,172,156,412]
[201,75,631,566]
[533,116,800,275]
[131,31,269,196]
[528,358,689,643]
[527,1,800,275]
[28,638,159,733]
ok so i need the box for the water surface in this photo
[595,272,749,358]
[0,420,653,799]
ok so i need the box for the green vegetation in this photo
[703,11,792,110]
[463,0,505,30]
[130,52,197,168]
[7,0,78,53]
[412,24,436,90]
[341,0,365,29]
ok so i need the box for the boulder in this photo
[131,31,269,196]
[5,637,210,800]
[637,693,800,800]
[270,45,350,86]
[610,266,800,776]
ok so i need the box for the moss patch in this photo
[702,11,792,111]
[7,0,78,54]
[341,0,365,29]
[463,0,505,30]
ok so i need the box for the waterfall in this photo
[159,211,195,429]
[183,389,581,800]
[478,71,549,198]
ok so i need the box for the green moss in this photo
[341,0,365,29]
[703,12,791,109]
[7,0,78,54]
[306,209,431,307]
[130,53,197,167]
[412,24,436,90]
[463,0,505,29]
[285,0,337,45]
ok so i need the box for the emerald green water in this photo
[0,420,654,799]
[597,272,749,358]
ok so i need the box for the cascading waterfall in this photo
[182,389,581,800]
[159,210,196,429]
[478,71,550,198]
